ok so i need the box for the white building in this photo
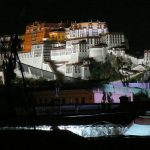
[16,21,143,80]
[89,43,107,62]
[143,50,150,66]
[105,32,127,49]
[66,22,108,39]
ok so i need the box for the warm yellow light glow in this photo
[49,31,66,42]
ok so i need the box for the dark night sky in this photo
[0,0,150,55]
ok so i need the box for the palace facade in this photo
[16,21,136,80]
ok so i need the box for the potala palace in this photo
[1,21,150,81]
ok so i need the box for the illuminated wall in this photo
[93,83,150,103]
[89,46,107,62]
[66,21,108,39]
[32,89,94,105]
[111,82,150,90]
[23,33,32,52]
[94,90,133,103]
[49,31,66,42]
[105,33,126,48]
[93,84,134,103]
[23,22,65,52]
[144,50,150,66]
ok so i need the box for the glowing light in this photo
[124,124,150,136]
[0,125,52,131]
[58,124,126,137]
[0,124,127,137]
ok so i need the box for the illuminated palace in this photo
[16,21,122,80]
[15,21,148,80]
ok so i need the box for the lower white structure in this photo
[89,44,107,62]
[17,42,55,80]
[17,40,147,80]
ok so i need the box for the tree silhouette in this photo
[0,34,25,88]
[0,3,36,118]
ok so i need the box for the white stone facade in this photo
[124,54,145,66]
[19,45,48,71]
[107,47,126,57]
[66,22,108,39]
[89,46,107,62]
[105,33,126,48]
[143,50,150,66]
